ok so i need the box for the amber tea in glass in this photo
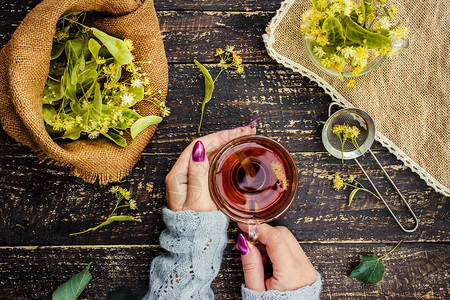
[209,135,298,241]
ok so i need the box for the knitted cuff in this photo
[241,271,322,300]
[160,207,229,254]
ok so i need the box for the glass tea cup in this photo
[209,135,298,242]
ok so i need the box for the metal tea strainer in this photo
[322,102,419,232]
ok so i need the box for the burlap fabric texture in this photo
[0,0,168,184]
[264,0,450,196]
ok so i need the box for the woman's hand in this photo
[236,223,317,292]
[165,123,257,212]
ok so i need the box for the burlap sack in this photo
[264,0,450,197]
[0,0,168,184]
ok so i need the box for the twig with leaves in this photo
[332,174,380,206]
[194,45,244,133]
[70,186,141,235]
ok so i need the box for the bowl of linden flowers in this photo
[301,0,408,86]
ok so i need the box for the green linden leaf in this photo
[194,59,214,133]
[52,263,92,300]
[130,115,162,139]
[91,28,132,65]
[349,241,403,285]
[349,254,384,285]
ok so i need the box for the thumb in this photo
[185,140,215,211]
[236,234,266,292]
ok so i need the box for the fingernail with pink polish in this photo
[247,119,258,128]
[233,233,249,256]
[192,141,205,162]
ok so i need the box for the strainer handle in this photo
[328,102,342,117]
[354,150,419,232]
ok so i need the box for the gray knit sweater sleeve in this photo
[142,207,229,300]
[241,272,322,300]
[143,208,322,300]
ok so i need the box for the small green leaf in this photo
[130,115,162,139]
[42,105,57,125]
[52,263,92,300]
[70,215,142,235]
[61,128,83,140]
[349,254,384,285]
[348,188,362,206]
[88,38,101,59]
[51,42,65,60]
[128,85,144,106]
[93,82,102,114]
[322,16,345,45]
[361,0,373,26]
[341,16,391,48]
[194,59,214,133]
[91,28,132,65]
[101,132,128,147]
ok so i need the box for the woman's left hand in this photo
[165,124,257,212]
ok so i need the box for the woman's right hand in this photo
[236,223,317,293]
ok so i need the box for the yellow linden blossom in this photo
[96,56,106,65]
[271,162,289,190]
[379,46,392,56]
[55,31,69,41]
[389,5,398,16]
[347,79,356,88]
[391,27,407,40]
[124,39,134,51]
[215,48,224,56]
[366,13,375,22]
[232,53,243,65]
[142,77,150,86]
[236,65,244,74]
[317,34,328,46]
[225,45,235,53]
[333,174,345,191]
[316,0,327,10]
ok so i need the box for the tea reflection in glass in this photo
[209,135,298,241]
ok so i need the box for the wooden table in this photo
[0,1,449,299]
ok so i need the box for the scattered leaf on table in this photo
[52,263,92,300]
[349,253,384,285]
[349,241,403,285]
[194,59,214,133]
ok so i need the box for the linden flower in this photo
[124,39,134,51]
[215,48,224,56]
[120,92,135,106]
[128,199,137,210]
[96,56,106,65]
[333,174,345,191]
[313,46,326,58]
[389,5,398,16]
[347,79,356,88]
[142,77,150,86]
[376,16,391,30]
[225,45,235,53]
[131,78,143,88]
[271,161,289,190]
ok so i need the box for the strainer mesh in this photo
[327,112,368,152]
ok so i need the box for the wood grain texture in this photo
[0,149,447,245]
[0,243,448,299]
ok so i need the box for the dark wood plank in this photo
[0,149,447,245]
[0,63,387,154]
[0,4,275,62]
[0,243,448,299]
